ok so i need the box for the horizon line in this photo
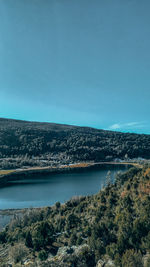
[0,116,149,136]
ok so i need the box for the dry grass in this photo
[62,163,91,168]
[139,181,150,195]
[121,190,128,198]
[0,170,15,176]
[144,168,150,177]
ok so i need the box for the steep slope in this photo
[0,166,150,266]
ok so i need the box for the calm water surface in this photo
[0,165,129,209]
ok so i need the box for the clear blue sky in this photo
[0,0,150,133]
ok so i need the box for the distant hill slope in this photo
[0,118,150,169]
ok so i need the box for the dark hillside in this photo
[0,118,150,169]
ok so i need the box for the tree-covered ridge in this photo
[0,118,150,169]
[0,166,150,266]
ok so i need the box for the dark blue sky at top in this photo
[0,0,150,133]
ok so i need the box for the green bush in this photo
[0,231,7,243]
[122,249,143,267]
[25,231,33,248]
[32,221,55,250]
[38,250,48,261]
[69,231,77,246]
[55,202,61,209]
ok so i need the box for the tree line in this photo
[0,118,150,169]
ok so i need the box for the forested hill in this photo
[0,118,150,169]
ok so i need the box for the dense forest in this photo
[0,118,150,169]
[0,166,150,266]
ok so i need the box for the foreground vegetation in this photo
[0,118,150,169]
[0,166,150,266]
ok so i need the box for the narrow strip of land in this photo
[0,161,142,187]
[0,161,141,177]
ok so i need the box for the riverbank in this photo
[0,161,141,188]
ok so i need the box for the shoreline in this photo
[0,161,141,188]
[0,162,142,227]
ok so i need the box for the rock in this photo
[144,252,150,267]
[105,259,115,266]
[96,259,105,267]
[39,244,94,267]
[96,258,115,267]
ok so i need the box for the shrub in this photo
[122,249,143,267]
[9,243,28,264]
[38,250,48,261]
[32,221,55,250]
[55,202,61,209]
[69,231,77,246]
[0,231,7,243]
[67,213,80,229]
[76,235,83,245]
[25,231,33,248]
